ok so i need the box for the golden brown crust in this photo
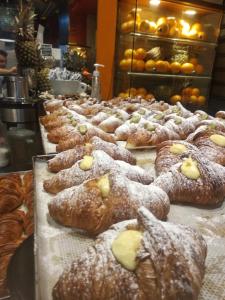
[52,207,206,300]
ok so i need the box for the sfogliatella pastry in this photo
[44,150,153,194]
[155,140,199,175]
[52,207,206,300]
[48,136,136,172]
[48,172,169,235]
[154,152,225,206]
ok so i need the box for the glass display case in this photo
[114,0,223,109]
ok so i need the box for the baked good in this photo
[49,136,136,172]
[155,140,199,175]
[215,110,225,119]
[126,124,180,148]
[56,126,116,152]
[43,99,64,113]
[39,108,68,126]
[98,116,123,133]
[154,152,225,205]
[47,125,77,144]
[91,111,109,125]
[188,128,225,166]
[0,174,23,214]
[48,173,169,235]
[52,207,206,300]
[44,150,153,194]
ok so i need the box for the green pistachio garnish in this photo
[154,113,164,121]
[144,123,156,132]
[78,124,88,135]
[130,115,141,124]
[174,118,182,125]
[138,109,146,115]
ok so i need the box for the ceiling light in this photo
[149,0,160,6]
[184,10,197,16]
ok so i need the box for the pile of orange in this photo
[170,87,206,106]
[118,87,155,100]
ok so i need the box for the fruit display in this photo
[120,9,211,42]
[15,1,39,68]
[118,87,155,100]
[119,47,205,76]
[170,87,206,106]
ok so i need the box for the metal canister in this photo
[6,76,29,101]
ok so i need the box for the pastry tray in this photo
[33,153,225,300]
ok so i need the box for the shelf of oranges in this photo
[120,32,217,48]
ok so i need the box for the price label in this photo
[41,44,52,57]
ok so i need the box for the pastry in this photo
[98,116,123,133]
[56,126,116,152]
[47,125,77,144]
[215,110,225,120]
[154,152,225,205]
[52,207,206,300]
[44,150,153,194]
[39,108,68,126]
[48,173,169,235]
[49,136,136,172]
[155,140,199,175]
[91,111,109,125]
[43,99,63,113]
[126,124,180,148]
[188,128,225,166]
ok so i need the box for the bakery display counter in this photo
[29,95,225,300]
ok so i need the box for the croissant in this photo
[52,207,206,300]
[44,150,153,194]
[0,210,25,245]
[91,111,109,125]
[48,173,169,235]
[48,136,136,172]
[0,174,23,214]
[39,108,68,126]
[43,99,64,113]
[98,116,123,133]
[155,140,199,175]
[126,125,180,148]
[188,128,225,166]
[56,126,116,152]
[215,110,225,119]
[47,125,77,144]
[154,152,225,205]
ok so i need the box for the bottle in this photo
[91,63,104,101]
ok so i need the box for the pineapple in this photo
[37,68,51,92]
[15,0,39,68]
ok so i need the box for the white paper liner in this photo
[39,124,57,154]
[34,153,225,300]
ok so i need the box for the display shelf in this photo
[120,32,217,48]
[126,71,212,80]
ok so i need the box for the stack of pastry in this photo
[0,171,34,297]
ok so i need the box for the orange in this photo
[126,12,141,23]
[135,60,145,72]
[170,62,181,74]
[119,59,129,71]
[195,64,204,75]
[198,32,206,40]
[189,95,198,104]
[155,60,170,73]
[145,59,156,72]
[127,88,137,96]
[170,95,182,104]
[118,92,126,98]
[135,48,147,60]
[124,48,136,59]
[156,23,170,36]
[182,87,193,96]
[192,88,200,97]
[149,22,157,34]
[182,95,190,104]
[181,63,194,75]
[191,23,203,33]
[137,87,147,96]
[197,96,206,105]
[189,58,198,66]
[145,93,155,101]
[130,58,137,71]
[126,20,139,32]
[121,22,129,33]
[139,20,150,33]
[157,17,167,26]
